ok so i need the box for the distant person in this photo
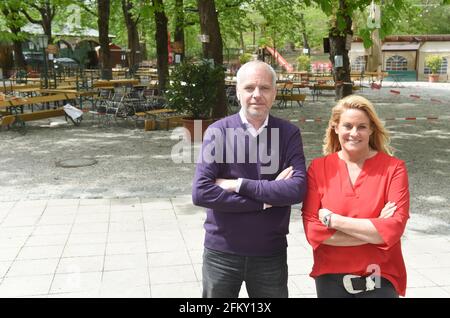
[302,95,410,298]
[192,60,307,298]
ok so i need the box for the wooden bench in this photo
[134,108,176,118]
[0,107,79,131]
[362,71,389,88]
[310,84,361,101]
[154,115,183,130]
[0,93,77,109]
[310,76,334,83]
[350,71,364,82]
[6,108,65,121]
[0,93,80,130]
[145,108,176,116]
[2,83,41,94]
[0,115,16,127]
[310,84,334,101]
[276,93,306,107]
[93,79,139,88]
[40,89,97,109]
[134,108,181,130]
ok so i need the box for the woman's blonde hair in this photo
[323,95,393,155]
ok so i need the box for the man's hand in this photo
[215,178,238,192]
[261,167,294,210]
[379,201,397,218]
[276,166,294,180]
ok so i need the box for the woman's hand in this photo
[318,208,335,227]
[379,201,397,218]
[318,208,333,220]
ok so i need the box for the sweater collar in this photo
[238,108,269,137]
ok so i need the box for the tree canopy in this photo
[2,0,450,56]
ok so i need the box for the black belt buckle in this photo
[343,275,376,294]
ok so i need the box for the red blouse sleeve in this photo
[302,159,336,250]
[370,160,410,250]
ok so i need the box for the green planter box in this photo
[385,70,417,82]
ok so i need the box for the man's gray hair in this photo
[236,60,277,88]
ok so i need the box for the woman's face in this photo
[334,108,373,154]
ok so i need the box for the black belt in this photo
[343,275,377,294]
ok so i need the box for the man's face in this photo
[237,65,276,121]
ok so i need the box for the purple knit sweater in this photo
[192,113,307,256]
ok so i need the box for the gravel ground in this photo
[1,81,449,232]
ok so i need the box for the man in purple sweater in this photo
[192,61,307,298]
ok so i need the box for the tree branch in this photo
[28,2,41,12]
[21,8,42,24]
[79,3,97,16]
[50,5,56,20]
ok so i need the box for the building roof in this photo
[382,42,421,51]
[383,35,450,42]
[22,23,115,39]
[353,34,450,43]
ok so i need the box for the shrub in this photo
[296,55,311,71]
[239,53,253,65]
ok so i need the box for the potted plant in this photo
[166,59,224,142]
[425,55,442,83]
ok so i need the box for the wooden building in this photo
[350,35,450,82]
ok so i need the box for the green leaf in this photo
[166,60,224,119]
[317,0,333,16]
[358,28,373,49]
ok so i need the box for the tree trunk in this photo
[197,0,227,119]
[367,3,382,72]
[98,0,112,79]
[22,0,54,43]
[367,28,381,72]
[140,40,148,60]
[0,45,14,76]
[42,0,53,43]
[13,39,26,69]
[252,24,256,47]
[299,14,310,56]
[1,7,26,68]
[153,0,169,94]
[122,0,141,68]
[174,0,185,62]
[329,0,353,100]
[302,32,310,56]
[238,19,245,51]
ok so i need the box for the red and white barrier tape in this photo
[387,89,446,104]
[292,116,448,123]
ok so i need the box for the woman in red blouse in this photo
[302,95,409,298]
